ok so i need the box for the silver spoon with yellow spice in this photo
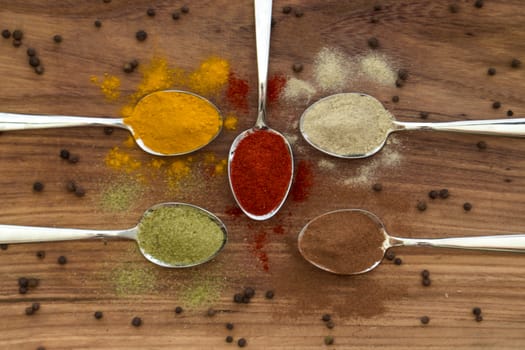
[0,90,223,156]
[300,92,525,159]
[298,209,525,275]
[0,203,227,268]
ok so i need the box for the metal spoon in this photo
[300,92,525,159]
[298,208,525,275]
[0,90,223,156]
[227,0,294,220]
[0,202,227,268]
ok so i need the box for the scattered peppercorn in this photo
[326,320,335,329]
[19,277,29,288]
[65,181,76,193]
[282,6,292,14]
[324,336,334,345]
[19,286,28,294]
[94,19,102,28]
[33,182,44,192]
[53,34,63,43]
[392,95,399,103]
[60,149,70,159]
[398,69,409,80]
[181,5,190,13]
[463,202,472,211]
[439,189,449,199]
[242,295,251,304]
[422,278,431,287]
[135,30,147,41]
[131,316,142,327]
[172,11,181,20]
[130,59,139,69]
[428,190,438,199]
[367,37,379,49]
[29,56,41,68]
[123,62,134,73]
[57,255,67,265]
[420,316,430,324]
[0,244,8,250]
[475,314,483,322]
[32,302,40,311]
[226,322,234,330]
[294,8,304,17]
[12,30,23,40]
[235,338,247,348]
[420,111,429,119]
[27,48,36,56]
[103,127,114,135]
[474,0,484,8]
[226,336,234,343]
[265,290,274,299]
[370,16,379,23]
[1,29,10,39]
[507,110,514,116]
[35,66,44,75]
[36,250,46,259]
[511,58,521,68]
[394,257,402,265]
[492,101,501,109]
[25,306,35,315]
[373,4,382,11]
[385,250,395,260]
[449,4,459,13]
[476,140,487,150]
[472,307,482,315]
[147,8,156,17]
[12,39,21,47]
[372,183,383,192]
[74,186,86,197]
[487,67,496,76]
[207,308,216,317]
[234,293,243,303]
[416,201,427,212]
[68,154,79,164]
[94,311,103,319]
[395,79,404,88]
[292,63,303,73]
[175,306,183,314]
[421,269,430,278]
[321,313,331,322]
[244,287,255,299]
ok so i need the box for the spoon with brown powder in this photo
[298,209,525,275]
[0,202,227,268]
[300,92,525,159]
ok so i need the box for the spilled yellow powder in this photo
[224,114,238,130]
[203,152,216,164]
[148,159,166,170]
[214,159,227,175]
[105,147,142,173]
[123,135,136,149]
[187,56,230,96]
[167,158,193,183]
[91,74,121,101]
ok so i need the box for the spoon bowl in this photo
[0,202,228,268]
[0,90,223,157]
[298,208,525,275]
[300,92,525,159]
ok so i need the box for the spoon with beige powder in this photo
[300,92,525,158]
[298,209,525,275]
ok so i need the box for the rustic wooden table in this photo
[0,1,524,349]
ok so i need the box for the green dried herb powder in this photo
[137,206,225,266]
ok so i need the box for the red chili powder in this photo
[225,205,243,218]
[273,225,285,234]
[291,160,313,202]
[230,130,292,216]
[251,231,269,272]
[267,74,287,104]
[226,73,249,111]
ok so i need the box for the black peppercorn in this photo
[103,127,114,135]
[0,244,8,250]
[175,306,183,314]
[373,4,382,11]
[60,149,70,159]
[265,290,274,299]
[324,336,334,345]
[226,336,234,343]
[19,277,29,288]
[367,37,379,49]
[172,11,181,20]
[492,101,501,109]
[237,338,247,347]
[242,295,251,304]
[420,316,430,324]
[385,250,395,260]
[68,154,79,163]
[372,183,383,192]
[36,250,46,259]
[12,29,23,40]
[33,182,44,192]
[416,201,427,212]
[123,62,134,73]
[511,58,521,68]
[487,67,496,76]
[421,269,430,278]
[29,56,40,67]
[19,286,28,294]
[294,8,304,17]
[74,186,86,197]
[147,8,156,17]
[321,313,331,322]
[395,79,404,88]
[428,190,438,199]
[32,302,40,311]
[474,0,484,8]
[392,95,399,103]
[35,66,44,75]
[282,6,292,14]
[476,314,483,322]
[25,306,35,315]
[181,5,189,13]
[13,39,21,47]
[131,316,142,327]
[207,308,216,317]
[66,181,76,193]
[439,189,449,199]
[370,16,379,23]
[27,48,36,56]
[1,29,11,39]
[233,293,243,303]
[463,202,472,211]
[135,30,147,41]
[53,34,63,43]
[472,307,482,316]
[244,287,255,298]
[398,69,409,80]
[226,322,234,330]
[326,320,335,329]
[292,63,303,73]
[130,59,139,69]
[476,140,487,150]
[420,111,429,119]
[57,255,67,265]
[507,110,514,117]
[94,311,103,319]
[422,278,431,287]
[394,257,402,265]
[449,4,459,13]
[94,19,102,28]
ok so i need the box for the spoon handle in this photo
[254,0,272,129]
[0,224,136,244]
[0,112,126,131]
[391,234,525,253]
[395,118,525,137]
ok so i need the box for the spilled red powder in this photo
[267,74,287,104]
[225,205,243,218]
[273,225,285,235]
[226,73,249,112]
[291,160,314,202]
[251,231,269,272]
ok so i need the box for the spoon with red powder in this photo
[228,0,294,221]
[298,209,525,275]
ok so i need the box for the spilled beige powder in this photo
[313,47,351,92]
[282,77,317,104]
[358,52,397,86]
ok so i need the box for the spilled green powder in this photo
[112,263,158,296]
[179,275,225,308]
[100,176,144,212]
[137,205,225,266]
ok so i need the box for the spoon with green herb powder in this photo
[0,203,227,268]
[300,92,525,159]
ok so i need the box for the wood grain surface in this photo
[1,0,525,349]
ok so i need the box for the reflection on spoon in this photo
[0,202,227,268]
[298,208,525,275]
[300,92,525,159]
[0,90,223,156]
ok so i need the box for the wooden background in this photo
[1,0,525,349]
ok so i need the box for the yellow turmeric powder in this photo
[124,91,223,155]
[187,56,230,96]
[91,74,121,101]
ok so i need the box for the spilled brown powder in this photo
[299,210,386,274]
